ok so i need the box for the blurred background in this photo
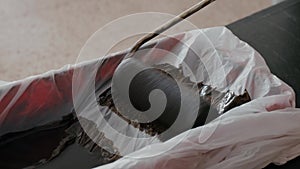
[0,0,282,81]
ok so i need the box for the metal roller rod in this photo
[127,0,216,58]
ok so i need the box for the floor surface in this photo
[0,0,272,81]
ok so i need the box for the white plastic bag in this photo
[0,26,299,169]
[94,27,300,169]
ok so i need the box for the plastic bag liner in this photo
[0,27,299,169]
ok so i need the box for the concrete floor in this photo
[0,0,272,81]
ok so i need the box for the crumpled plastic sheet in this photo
[93,27,300,169]
[0,26,299,169]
